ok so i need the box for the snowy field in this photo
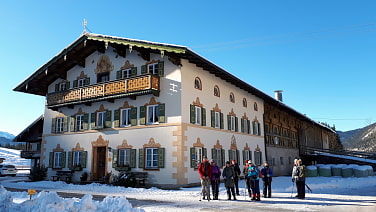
[0,147,375,211]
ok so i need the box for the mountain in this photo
[340,123,376,152]
[0,131,16,146]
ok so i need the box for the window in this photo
[76,115,84,131]
[241,118,250,134]
[243,98,247,107]
[254,102,258,111]
[253,121,261,135]
[146,148,159,169]
[230,116,236,131]
[148,63,159,75]
[121,108,131,127]
[254,151,262,166]
[190,147,205,168]
[229,92,235,103]
[118,149,131,166]
[97,72,109,83]
[243,150,252,164]
[190,104,206,126]
[212,148,224,167]
[195,106,201,125]
[280,157,284,165]
[78,78,85,87]
[53,152,62,168]
[73,151,82,167]
[56,117,64,133]
[214,85,220,97]
[228,149,239,162]
[97,111,106,128]
[55,81,70,92]
[147,105,159,124]
[194,77,202,90]
[122,68,132,78]
[141,61,164,76]
[60,83,67,91]
[214,111,220,128]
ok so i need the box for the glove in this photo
[231,176,233,180]
[292,178,295,182]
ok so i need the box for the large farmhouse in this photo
[14,33,337,186]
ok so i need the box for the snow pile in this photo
[0,186,143,212]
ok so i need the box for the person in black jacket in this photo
[292,159,306,199]
[231,159,241,195]
[260,161,273,198]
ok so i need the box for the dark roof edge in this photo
[13,114,44,142]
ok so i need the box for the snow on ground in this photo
[1,175,376,212]
[0,147,31,167]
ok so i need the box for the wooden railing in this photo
[47,74,160,108]
[21,150,41,159]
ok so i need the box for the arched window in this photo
[254,102,258,111]
[214,85,220,97]
[194,77,202,90]
[229,92,235,103]
[242,98,247,107]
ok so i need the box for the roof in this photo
[13,115,44,142]
[13,33,334,133]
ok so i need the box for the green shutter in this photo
[112,149,118,168]
[61,152,66,168]
[105,111,112,128]
[221,149,225,167]
[220,113,224,129]
[227,115,231,130]
[211,110,215,128]
[235,117,238,132]
[141,65,147,74]
[201,108,206,126]
[190,104,195,124]
[211,148,216,162]
[81,151,87,168]
[139,106,146,125]
[66,81,70,89]
[114,109,120,127]
[241,118,244,133]
[158,61,164,77]
[73,80,78,88]
[55,84,59,92]
[90,113,96,129]
[130,107,137,126]
[131,67,137,76]
[116,70,122,79]
[190,147,196,168]
[138,148,145,168]
[70,116,75,132]
[258,123,261,135]
[83,114,89,130]
[49,152,54,168]
[252,121,256,135]
[242,150,246,165]
[204,148,207,159]
[158,148,165,168]
[247,120,251,134]
[85,77,90,85]
[236,150,240,164]
[68,151,73,170]
[130,149,136,168]
[51,118,56,133]
[228,150,231,161]
[158,103,165,123]
[63,117,68,132]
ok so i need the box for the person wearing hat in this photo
[292,159,306,199]
[231,159,241,195]
[243,160,252,197]
[198,156,212,200]
[247,160,261,201]
[260,161,273,198]
[222,161,237,200]
[210,160,221,200]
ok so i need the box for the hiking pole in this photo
[305,184,312,193]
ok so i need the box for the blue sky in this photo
[1,1,375,136]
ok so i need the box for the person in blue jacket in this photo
[247,160,261,201]
[260,161,273,198]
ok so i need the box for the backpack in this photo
[298,165,306,178]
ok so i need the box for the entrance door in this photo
[93,146,107,180]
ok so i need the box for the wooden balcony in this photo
[21,150,41,159]
[47,74,160,109]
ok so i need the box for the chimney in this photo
[274,90,283,102]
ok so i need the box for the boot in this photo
[256,193,261,201]
[251,194,256,201]
[232,193,237,200]
[227,193,231,200]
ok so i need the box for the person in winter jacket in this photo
[210,160,221,200]
[198,156,212,200]
[243,160,251,197]
[247,160,261,201]
[292,159,306,199]
[260,161,273,198]
[222,161,237,200]
[231,159,241,195]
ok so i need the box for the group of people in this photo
[198,156,273,201]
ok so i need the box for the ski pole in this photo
[305,183,312,193]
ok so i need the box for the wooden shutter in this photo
[112,149,118,169]
[220,113,224,129]
[68,151,73,170]
[141,65,147,74]
[61,152,66,168]
[139,106,146,125]
[158,148,165,168]
[105,111,112,128]
[158,103,165,123]
[190,147,196,168]
[49,152,54,168]
[130,149,136,168]
[211,110,215,128]
[90,113,96,129]
[138,148,145,168]
[81,151,87,168]
[158,61,164,77]
[201,108,206,126]
[116,70,122,79]
[73,80,78,88]
[51,118,56,133]
[63,117,68,132]
[130,107,137,126]
[114,109,120,127]
[83,114,89,130]
[70,116,75,132]
[131,67,137,77]
[190,104,195,124]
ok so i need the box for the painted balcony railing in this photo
[47,74,160,108]
[21,150,41,159]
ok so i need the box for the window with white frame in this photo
[53,152,63,168]
[60,83,67,91]
[76,115,84,131]
[230,116,236,131]
[121,108,131,127]
[97,111,106,127]
[195,147,203,168]
[118,149,131,166]
[148,63,159,75]
[147,105,159,124]
[195,106,202,125]
[229,149,237,161]
[244,149,251,162]
[56,117,64,133]
[122,68,132,78]
[78,78,85,87]
[146,148,159,169]
[214,111,220,128]
[214,148,222,167]
[253,121,260,135]
[73,151,82,167]
[242,118,249,134]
